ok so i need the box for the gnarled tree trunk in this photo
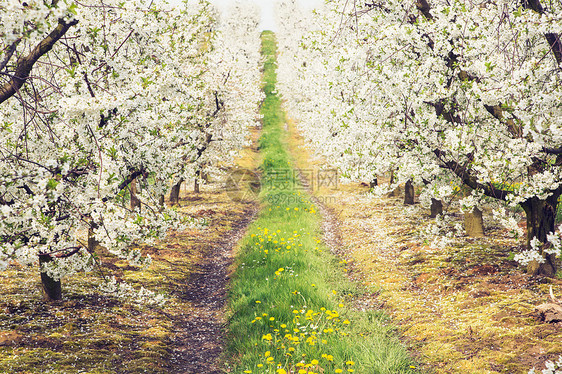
[39,254,61,301]
[88,225,99,253]
[430,198,443,218]
[404,179,415,205]
[130,178,141,211]
[388,170,401,197]
[170,179,183,206]
[464,207,484,237]
[522,194,560,277]
[194,169,202,194]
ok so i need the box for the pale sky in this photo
[166,0,324,31]
[210,0,323,31]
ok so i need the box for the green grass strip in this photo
[225,31,419,374]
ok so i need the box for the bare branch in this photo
[0,17,79,105]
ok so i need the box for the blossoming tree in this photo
[0,0,262,300]
[277,0,562,276]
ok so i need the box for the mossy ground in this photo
[285,118,562,374]
[0,127,261,374]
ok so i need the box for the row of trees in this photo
[0,0,263,300]
[276,0,562,276]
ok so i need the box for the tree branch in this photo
[433,149,511,201]
[0,17,78,105]
[102,169,144,202]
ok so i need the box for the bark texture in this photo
[39,254,62,301]
[130,178,141,211]
[404,180,415,205]
[388,171,401,197]
[0,18,78,105]
[464,207,484,237]
[522,195,560,277]
[170,179,183,206]
[430,198,443,218]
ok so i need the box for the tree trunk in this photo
[404,179,415,205]
[130,178,141,211]
[430,198,443,218]
[522,195,560,277]
[88,226,99,253]
[388,170,401,197]
[464,207,484,237]
[39,254,62,301]
[194,169,201,194]
[170,179,183,206]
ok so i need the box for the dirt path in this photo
[169,202,258,374]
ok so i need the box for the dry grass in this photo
[286,118,562,374]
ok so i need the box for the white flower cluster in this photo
[99,276,166,306]
[514,232,562,266]
[419,214,464,250]
[492,209,524,239]
[529,356,562,374]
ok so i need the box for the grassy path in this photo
[225,32,417,374]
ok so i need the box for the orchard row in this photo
[0,0,263,300]
[275,0,562,276]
